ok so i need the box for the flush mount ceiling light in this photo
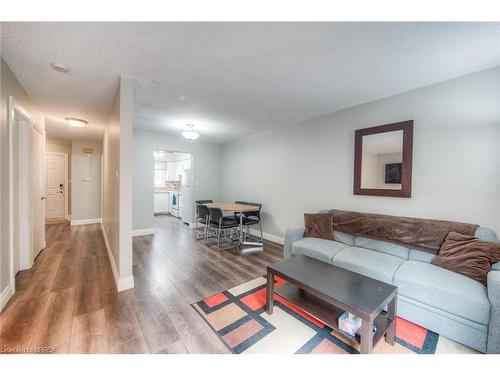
[154,150,166,159]
[181,124,200,140]
[65,117,87,128]
[51,62,69,73]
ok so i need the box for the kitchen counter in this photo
[154,189,180,193]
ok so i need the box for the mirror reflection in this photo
[360,130,403,190]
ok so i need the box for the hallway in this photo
[0,216,283,353]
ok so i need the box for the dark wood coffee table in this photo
[266,255,397,354]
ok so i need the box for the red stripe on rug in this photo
[204,292,229,308]
[396,317,427,349]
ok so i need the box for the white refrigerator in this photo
[180,166,193,225]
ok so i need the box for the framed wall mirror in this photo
[354,120,413,198]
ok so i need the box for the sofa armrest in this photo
[487,270,500,353]
[284,227,305,259]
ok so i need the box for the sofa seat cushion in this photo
[393,261,490,325]
[291,238,348,263]
[332,247,404,284]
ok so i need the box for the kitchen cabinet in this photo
[166,158,191,182]
[154,192,169,213]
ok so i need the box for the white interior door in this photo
[45,152,67,219]
[32,127,45,259]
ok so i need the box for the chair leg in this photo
[217,226,221,248]
[259,221,263,242]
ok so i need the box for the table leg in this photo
[239,211,243,247]
[266,270,274,314]
[385,296,397,345]
[360,319,373,354]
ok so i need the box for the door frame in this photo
[45,151,69,220]
[152,150,195,227]
[33,125,47,258]
[8,96,33,294]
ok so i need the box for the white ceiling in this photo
[1,22,499,143]
[44,116,104,141]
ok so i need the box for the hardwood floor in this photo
[0,215,283,354]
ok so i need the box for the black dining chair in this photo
[234,201,263,243]
[207,207,240,248]
[194,205,210,241]
[194,200,213,241]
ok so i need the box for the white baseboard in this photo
[249,228,284,245]
[100,223,134,292]
[131,228,154,237]
[0,284,14,312]
[117,275,135,291]
[71,218,102,226]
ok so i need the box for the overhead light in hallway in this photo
[51,62,69,73]
[65,117,87,128]
[181,124,199,140]
[154,150,165,159]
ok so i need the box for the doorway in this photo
[153,150,194,227]
[45,152,68,223]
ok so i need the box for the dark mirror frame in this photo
[353,120,413,198]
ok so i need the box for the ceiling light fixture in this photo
[65,117,87,128]
[154,150,166,159]
[51,62,69,73]
[181,124,199,140]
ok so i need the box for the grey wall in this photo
[102,76,134,287]
[71,140,102,221]
[0,58,43,295]
[103,85,120,270]
[132,129,222,231]
[221,67,500,239]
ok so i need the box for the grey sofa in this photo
[284,223,500,353]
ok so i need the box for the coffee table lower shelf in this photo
[274,283,394,349]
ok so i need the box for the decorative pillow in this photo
[432,232,500,286]
[304,213,333,240]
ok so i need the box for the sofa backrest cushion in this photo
[333,230,355,246]
[475,227,498,241]
[409,248,435,263]
[330,209,478,254]
[354,236,409,259]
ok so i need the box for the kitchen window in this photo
[154,161,167,187]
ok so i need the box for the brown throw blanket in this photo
[330,210,479,254]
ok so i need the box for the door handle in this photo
[41,196,47,200]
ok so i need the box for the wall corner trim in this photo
[100,223,134,292]
[71,218,102,226]
[131,228,154,237]
[117,275,135,291]
[0,284,14,312]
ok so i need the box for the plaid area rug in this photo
[192,276,441,354]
